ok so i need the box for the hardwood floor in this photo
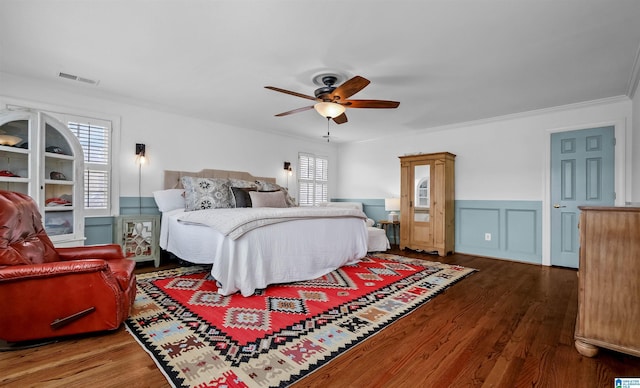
[2,248,639,387]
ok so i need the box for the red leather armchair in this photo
[0,190,136,343]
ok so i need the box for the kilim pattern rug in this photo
[125,253,476,387]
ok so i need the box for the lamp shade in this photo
[385,198,400,212]
[314,102,346,118]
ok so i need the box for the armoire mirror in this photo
[414,164,430,222]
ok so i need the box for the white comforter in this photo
[160,207,368,296]
[177,206,367,239]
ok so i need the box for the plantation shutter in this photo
[298,153,328,206]
[68,121,110,211]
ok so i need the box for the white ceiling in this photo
[1,0,640,143]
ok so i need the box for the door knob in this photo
[553,204,566,208]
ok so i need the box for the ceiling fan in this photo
[265,74,400,125]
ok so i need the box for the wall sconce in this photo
[135,143,146,164]
[283,161,292,176]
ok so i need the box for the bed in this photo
[154,169,369,296]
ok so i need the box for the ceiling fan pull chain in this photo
[327,117,330,142]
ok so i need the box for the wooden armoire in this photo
[399,152,455,256]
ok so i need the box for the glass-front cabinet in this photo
[0,109,85,246]
[399,152,455,256]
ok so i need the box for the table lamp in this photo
[385,198,400,222]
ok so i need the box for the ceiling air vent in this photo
[58,72,99,85]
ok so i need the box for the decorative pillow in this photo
[181,176,232,211]
[152,189,185,212]
[255,180,280,191]
[230,187,256,208]
[280,187,297,207]
[249,190,287,208]
[255,180,297,207]
[229,178,258,189]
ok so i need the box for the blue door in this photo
[550,126,615,268]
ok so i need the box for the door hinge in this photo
[613,137,616,146]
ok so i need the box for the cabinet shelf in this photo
[44,206,75,212]
[45,152,74,160]
[0,145,29,154]
[0,177,29,183]
[44,179,74,185]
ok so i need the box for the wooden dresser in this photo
[574,206,640,357]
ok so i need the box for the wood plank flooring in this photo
[2,248,639,387]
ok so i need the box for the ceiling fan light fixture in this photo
[314,102,345,118]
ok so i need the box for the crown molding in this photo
[627,43,640,99]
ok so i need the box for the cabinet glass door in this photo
[0,117,30,195]
[43,118,75,237]
[414,164,430,222]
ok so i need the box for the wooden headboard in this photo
[164,169,276,189]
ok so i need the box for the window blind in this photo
[68,121,110,210]
[298,153,328,206]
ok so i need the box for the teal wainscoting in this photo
[119,196,161,215]
[334,198,542,264]
[84,217,115,245]
[83,196,160,245]
[455,200,542,264]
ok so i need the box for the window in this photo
[66,116,112,216]
[298,153,328,206]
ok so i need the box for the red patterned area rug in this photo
[125,253,476,387]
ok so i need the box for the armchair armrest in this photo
[57,244,124,261]
[0,259,109,282]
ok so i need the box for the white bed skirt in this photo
[161,210,368,296]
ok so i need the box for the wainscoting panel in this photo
[84,217,115,245]
[119,196,161,215]
[457,208,500,249]
[456,200,542,264]
[505,209,537,254]
[83,197,160,245]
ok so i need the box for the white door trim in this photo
[542,118,628,266]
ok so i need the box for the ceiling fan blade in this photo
[265,86,317,101]
[275,105,315,117]
[333,112,348,124]
[330,76,370,101]
[343,99,400,109]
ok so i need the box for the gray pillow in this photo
[249,191,287,208]
[181,176,232,211]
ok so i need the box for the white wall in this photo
[336,97,634,203]
[2,72,635,205]
[0,73,338,199]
